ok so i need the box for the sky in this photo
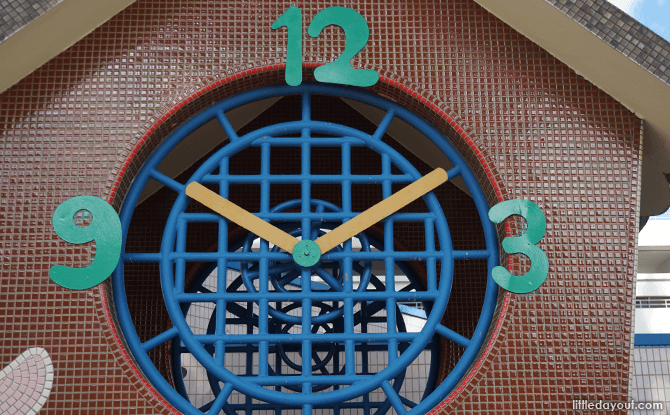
[607,0,670,41]
[639,211,670,245]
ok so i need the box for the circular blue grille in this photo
[113,84,500,415]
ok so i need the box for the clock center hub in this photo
[292,239,321,267]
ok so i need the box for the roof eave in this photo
[0,0,136,94]
[474,0,670,217]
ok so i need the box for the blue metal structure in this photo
[634,334,670,346]
[113,84,500,415]
[172,247,433,414]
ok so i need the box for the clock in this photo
[110,83,500,415]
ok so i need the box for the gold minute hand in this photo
[314,168,448,254]
[185,182,300,253]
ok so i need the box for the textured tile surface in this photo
[0,0,641,414]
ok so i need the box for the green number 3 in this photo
[488,199,549,293]
[272,6,379,87]
[50,196,122,290]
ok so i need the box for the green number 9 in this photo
[50,196,122,290]
[488,199,549,293]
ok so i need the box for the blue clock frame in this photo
[112,83,500,415]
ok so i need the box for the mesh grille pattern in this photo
[119,89,492,414]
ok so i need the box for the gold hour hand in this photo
[185,182,300,253]
[314,168,448,254]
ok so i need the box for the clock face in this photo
[113,84,499,415]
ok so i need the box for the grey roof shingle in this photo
[547,0,670,83]
[0,0,63,42]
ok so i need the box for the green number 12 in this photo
[272,6,379,87]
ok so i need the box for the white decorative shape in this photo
[0,348,54,414]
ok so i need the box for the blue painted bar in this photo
[142,326,179,352]
[322,251,441,261]
[381,380,407,415]
[207,382,234,415]
[175,220,187,293]
[249,135,367,146]
[635,333,670,346]
[223,401,391,410]
[235,374,373,386]
[216,109,239,141]
[180,211,434,222]
[193,331,425,344]
[435,324,471,348]
[175,289,439,303]
[150,169,184,192]
[165,250,445,262]
[202,173,415,184]
[452,250,491,260]
[373,110,395,140]
[399,395,417,408]
[302,89,311,121]
[121,252,162,262]
[260,142,271,214]
[444,166,461,180]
